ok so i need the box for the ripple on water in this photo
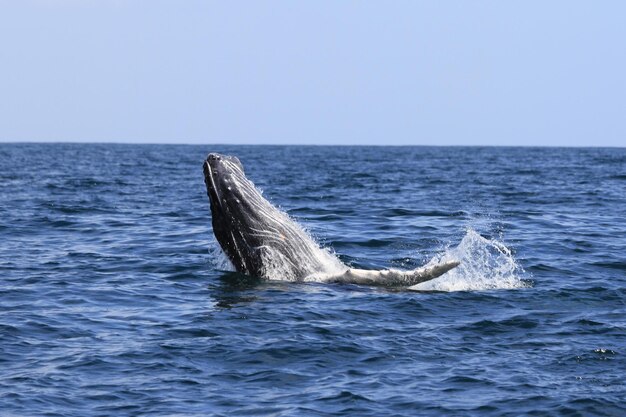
[0,144,625,416]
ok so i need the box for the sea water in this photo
[1,144,624,416]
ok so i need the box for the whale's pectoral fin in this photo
[324,260,460,287]
[412,260,461,283]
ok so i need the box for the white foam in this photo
[259,228,346,281]
[207,239,235,272]
[409,228,528,292]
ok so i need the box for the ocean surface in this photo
[1,144,625,416]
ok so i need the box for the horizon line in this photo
[0,140,624,149]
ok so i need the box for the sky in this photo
[0,1,624,146]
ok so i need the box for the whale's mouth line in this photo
[205,160,223,210]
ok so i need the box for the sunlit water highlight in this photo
[1,144,624,416]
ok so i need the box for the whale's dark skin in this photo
[203,154,264,276]
[203,153,460,286]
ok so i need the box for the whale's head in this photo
[203,153,246,212]
[203,153,268,276]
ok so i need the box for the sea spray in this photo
[208,238,235,272]
[410,228,528,292]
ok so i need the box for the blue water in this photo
[1,144,625,416]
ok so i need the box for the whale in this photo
[203,153,460,287]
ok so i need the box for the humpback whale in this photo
[203,153,459,287]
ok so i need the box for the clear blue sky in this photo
[1,1,624,146]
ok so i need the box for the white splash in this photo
[268,246,347,282]
[409,228,528,292]
[208,239,235,272]
[258,227,346,281]
[208,221,344,281]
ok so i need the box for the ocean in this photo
[1,144,624,416]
